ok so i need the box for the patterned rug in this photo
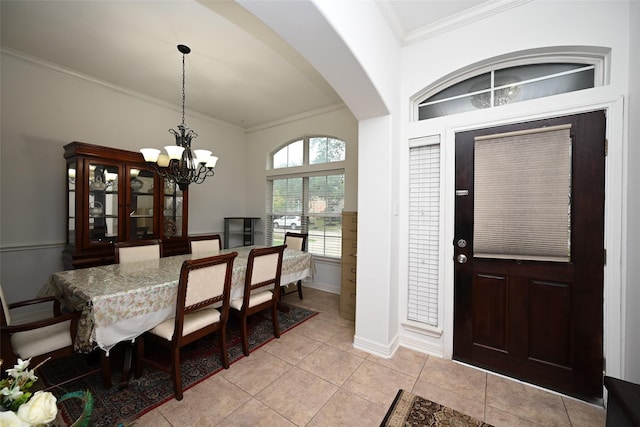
[39,305,317,427]
[381,389,494,427]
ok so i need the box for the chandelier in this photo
[140,44,218,191]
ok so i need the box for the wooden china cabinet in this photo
[63,141,189,269]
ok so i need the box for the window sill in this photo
[401,320,443,338]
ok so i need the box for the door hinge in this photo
[605,139,608,157]
[604,248,607,265]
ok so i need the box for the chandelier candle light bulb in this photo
[140,44,218,191]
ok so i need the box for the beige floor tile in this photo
[157,375,251,426]
[367,346,428,378]
[307,388,388,427]
[262,328,323,365]
[342,359,416,407]
[324,326,371,358]
[563,396,605,426]
[220,348,292,395]
[418,357,487,402]
[217,398,297,427]
[412,378,486,421]
[134,408,173,427]
[255,366,338,426]
[485,405,544,427]
[128,288,600,427]
[297,343,364,386]
[486,374,570,426]
[287,316,341,343]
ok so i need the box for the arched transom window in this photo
[415,48,607,120]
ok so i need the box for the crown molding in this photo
[378,0,532,47]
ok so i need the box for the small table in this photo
[39,246,314,386]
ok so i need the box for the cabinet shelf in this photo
[224,217,260,248]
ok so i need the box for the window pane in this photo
[273,147,288,168]
[273,140,303,168]
[474,126,572,261]
[310,137,346,164]
[272,178,303,213]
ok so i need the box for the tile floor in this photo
[135,287,606,426]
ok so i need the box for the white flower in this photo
[5,359,31,379]
[15,391,57,426]
[0,385,24,401]
[0,410,31,427]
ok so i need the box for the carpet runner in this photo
[381,389,494,427]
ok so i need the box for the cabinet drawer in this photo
[340,291,356,320]
[341,239,357,262]
[342,224,358,241]
[342,263,357,283]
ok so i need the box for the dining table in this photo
[38,245,314,368]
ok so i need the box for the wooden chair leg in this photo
[241,315,250,356]
[219,328,229,368]
[100,352,112,389]
[171,347,183,401]
[272,304,280,339]
[134,337,144,378]
[296,280,303,299]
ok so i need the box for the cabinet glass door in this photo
[128,167,156,240]
[67,161,76,245]
[88,162,119,245]
[162,180,184,238]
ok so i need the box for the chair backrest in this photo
[284,232,308,252]
[0,284,11,326]
[114,239,162,264]
[189,234,222,254]
[174,252,237,336]
[244,245,286,297]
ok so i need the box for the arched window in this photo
[267,136,346,258]
[414,48,607,120]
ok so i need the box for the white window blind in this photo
[408,139,440,327]
[474,124,572,262]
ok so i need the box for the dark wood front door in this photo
[453,111,606,400]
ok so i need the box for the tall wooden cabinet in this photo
[340,211,358,320]
[64,142,189,269]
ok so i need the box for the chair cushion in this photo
[230,290,273,311]
[149,308,221,341]
[10,320,73,359]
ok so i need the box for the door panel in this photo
[453,111,605,400]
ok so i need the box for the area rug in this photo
[39,305,317,427]
[381,389,494,427]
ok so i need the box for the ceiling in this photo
[1,0,498,130]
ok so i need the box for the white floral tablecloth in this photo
[38,246,314,353]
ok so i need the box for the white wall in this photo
[243,105,359,293]
[624,0,640,383]
[0,51,246,303]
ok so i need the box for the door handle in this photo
[457,254,468,264]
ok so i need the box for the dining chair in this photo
[114,239,163,264]
[282,232,308,299]
[105,239,163,388]
[189,234,222,254]
[134,251,238,401]
[0,283,80,373]
[230,245,286,356]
